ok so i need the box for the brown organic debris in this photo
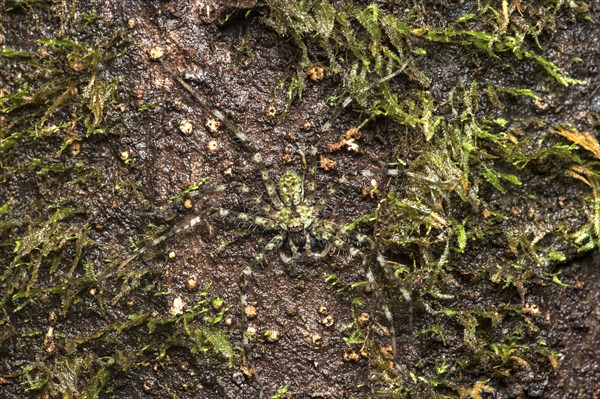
[149,46,164,60]
[327,127,363,153]
[205,117,221,133]
[361,179,379,198]
[554,128,600,159]
[319,155,337,171]
[343,349,360,362]
[309,66,325,82]
[179,119,194,135]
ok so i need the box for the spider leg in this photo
[239,233,285,399]
[305,231,333,260]
[237,182,272,214]
[219,208,277,229]
[166,66,252,151]
[313,225,398,358]
[304,232,315,259]
[317,60,410,134]
[305,146,318,205]
[167,65,283,211]
[279,236,299,264]
[251,153,284,210]
[313,174,349,215]
[170,64,287,215]
[335,224,414,332]
[115,183,226,273]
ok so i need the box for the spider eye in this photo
[278,170,303,206]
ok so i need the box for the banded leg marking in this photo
[252,153,283,210]
[219,208,277,229]
[239,233,285,399]
[167,70,258,151]
[238,182,273,214]
[117,213,206,272]
[305,146,318,205]
[313,226,397,357]
[116,183,225,273]
[333,224,412,333]
[279,236,299,265]
[313,175,348,215]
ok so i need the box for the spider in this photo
[173,71,396,366]
[219,145,395,329]
[218,143,398,399]
[127,61,410,397]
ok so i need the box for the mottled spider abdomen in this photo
[278,170,303,206]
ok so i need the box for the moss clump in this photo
[20,287,233,397]
[261,0,585,108]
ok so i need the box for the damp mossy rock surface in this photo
[1,1,599,398]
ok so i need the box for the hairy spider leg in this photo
[341,227,412,316]
[237,182,273,214]
[337,224,413,338]
[218,208,277,229]
[177,76,286,211]
[313,224,398,358]
[307,158,410,341]
[238,233,285,399]
[304,145,318,205]
[113,184,226,278]
[166,69,250,147]
[318,60,410,134]
[312,174,348,216]
[115,214,206,277]
[252,153,284,210]
[166,57,410,146]
[216,202,281,358]
[168,69,270,176]
[279,235,300,265]
[303,231,334,261]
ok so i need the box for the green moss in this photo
[20,287,233,397]
[271,385,290,399]
[262,0,585,111]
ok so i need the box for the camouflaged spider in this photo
[216,144,397,355]
[140,61,409,398]
[216,144,398,399]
